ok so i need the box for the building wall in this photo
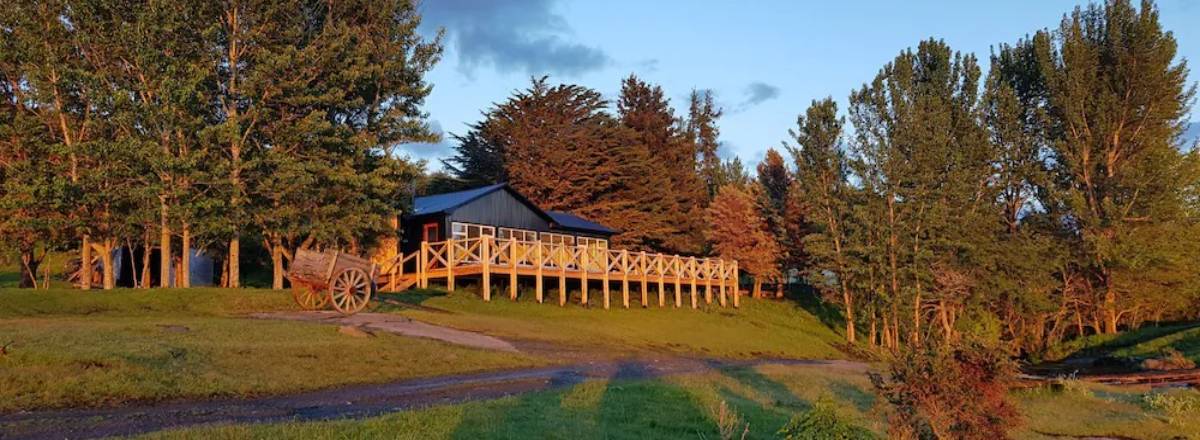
[446,189,551,232]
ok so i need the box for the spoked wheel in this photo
[291,282,329,310]
[330,268,373,315]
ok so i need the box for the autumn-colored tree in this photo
[706,185,781,298]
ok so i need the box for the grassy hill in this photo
[375,287,847,360]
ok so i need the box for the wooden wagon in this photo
[287,249,377,315]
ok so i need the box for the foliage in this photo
[1141,390,1200,427]
[777,396,877,440]
[705,185,781,295]
[870,341,1020,439]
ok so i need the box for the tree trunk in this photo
[228,237,240,288]
[100,240,116,290]
[80,235,92,290]
[843,284,856,343]
[19,246,41,289]
[160,198,171,288]
[180,223,191,288]
[752,279,762,298]
[271,237,285,290]
[1103,276,1118,334]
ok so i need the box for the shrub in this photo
[777,396,876,440]
[1142,391,1200,427]
[870,341,1021,439]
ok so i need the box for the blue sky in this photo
[406,0,1200,170]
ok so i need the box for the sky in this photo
[404,0,1200,170]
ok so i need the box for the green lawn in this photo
[374,287,847,360]
[0,288,542,412]
[140,362,1200,440]
[140,362,884,440]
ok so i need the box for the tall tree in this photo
[1033,0,1198,333]
[756,148,798,292]
[848,39,993,345]
[617,74,706,254]
[687,89,725,198]
[789,98,857,342]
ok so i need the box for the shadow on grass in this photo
[1059,322,1200,360]
[446,362,720,439]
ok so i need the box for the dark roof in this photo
[547,211,617,235]
[411,184,616,236]
[411,183,508,216]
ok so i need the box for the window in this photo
[578,237,608,249]
[498,227,538,242]
[539,232,575,246]
[451,222,495,240]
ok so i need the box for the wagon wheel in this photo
[291,281,329,310]
[330,268,373,315]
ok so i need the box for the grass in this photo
[141,361,1200,440]
[1014,382,1200,439]
[139,362,884,440]
[374,286,847,360]
[0,288,542,412]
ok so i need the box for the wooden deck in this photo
[379,237,740,309]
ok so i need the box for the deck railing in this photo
[381,236,740,309]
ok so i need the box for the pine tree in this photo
[687,89,725,199]
[756,148,797,293]
[617,74,706,254]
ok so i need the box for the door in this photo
[422,222,439,242]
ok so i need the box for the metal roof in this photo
[411,183,616,236]
[547,211,617,235]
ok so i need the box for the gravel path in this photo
[249,311,520,352]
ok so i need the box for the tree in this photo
[848,39,994,346]
[443,123,506,187]
[706,185,781,298]
[1033,0,1197,333]
[687,89,725,199]
[617,74,706,254]
[245,0,442,289]
[756,148,797,295]
[789,98,858,342]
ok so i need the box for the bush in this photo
[1142,391,1200,427]
[777,396,876,440]
[870,341,1021,439]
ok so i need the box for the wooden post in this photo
[718,260,726,307]
[447,238,455,292]
[689,257,698,309]
[704,259,712,305]
[657,256,665,307]
[509,237,518,300]
[621,250,629,309]
[580,247,589,306]
[535,242,544,303]
[559,245,567,306]
[481,237,490,301]
[639,252,648,308]
[602,250,610,310]
[674,256,682,308]
[419,241,428,288]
